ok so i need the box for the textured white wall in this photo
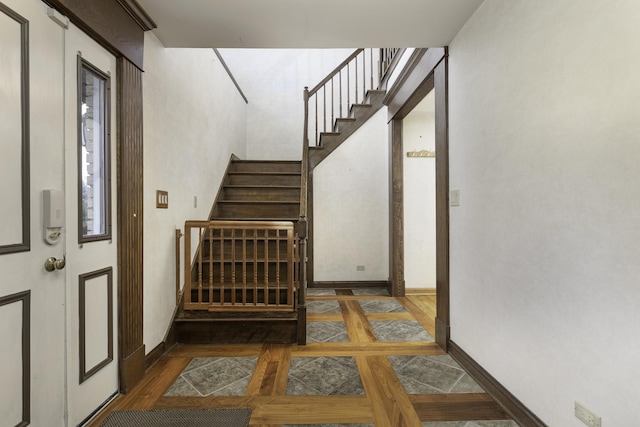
[403,95,436,289]
[314,109,389,281]
[143,33,247,352]
[218,49,353,160]
[448,1,640,425]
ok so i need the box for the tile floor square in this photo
[307,321,350,343]
[164,357,257,397]
[307,288,337,296]
[287,357,364,395]
[307,300,342,313]
[370,320,433,342]
[389,355,484,394]
[359,299,406,313]
[351,288,390,296]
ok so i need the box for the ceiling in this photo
[137,0,485,48]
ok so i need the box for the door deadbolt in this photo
[44,257,66,272]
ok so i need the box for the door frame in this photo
[46,0,155,392]
[383,48,450,350]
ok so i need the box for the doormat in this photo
[100,408,252,427]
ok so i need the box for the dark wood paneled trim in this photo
[0,3,30,256]
[145,342,165,371]
[307,171,315,286]
[434,56,450,350]
[389,119,404,297]
[449,341,548,427]
[119,344,145,393]
[116,0,156,31]
[79,267,114,384]
[0,290,31,426]
[213,49,248,104]
[384,48,446,121]
[310,281,388,289]
[117,57,145,393]
[386,47,449,347]
[46,0,146,69]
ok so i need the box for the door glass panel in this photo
[78,58,111,242]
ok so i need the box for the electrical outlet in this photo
[575,402,601,427]
[193,196,198,208]
[356,265,365,271]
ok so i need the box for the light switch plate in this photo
[156,190,168,208]
[450,190,460,207]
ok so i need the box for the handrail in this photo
[308,49,364,96]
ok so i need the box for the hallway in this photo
[90,289,518,426]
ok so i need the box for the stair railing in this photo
[303,48,402,148]
[184,220,297,312]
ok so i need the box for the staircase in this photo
[309,89,386,169]
[214,160,302,221]
[171,160,303,345]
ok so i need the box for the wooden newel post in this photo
[297,215,308,345]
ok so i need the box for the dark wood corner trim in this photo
[434,57,450,350]
[116,0,156,31]
[119,344,145,393]
[384,48,446,121]
[449,341,548,427]
[213,49,248,104]
[79,267,114,384]
[0,290,31,426]
[145,342,165,371]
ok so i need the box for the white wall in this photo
[143,33,247,352]
[314,109,389,281]
[403,92,436,289]
[448,1,640,425]
[218,49,353,160]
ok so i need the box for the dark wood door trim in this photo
[389,119,404,297]
[384,48,445,121]
[434,56,450,349]
[384,48,450,349]
[46,0,154,70]
[117,57,145,392]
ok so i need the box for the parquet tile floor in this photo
[88,289,519,426]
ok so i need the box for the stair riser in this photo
[214,203,300,218]
[230,161,301,173]
[227,174,301,186]
[175,319,297,344]
[223,187,301,201]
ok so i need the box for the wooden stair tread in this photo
[212,217,300,221]
[177,310,297,321]
[228,171,301,175]
[224,185,301,189]
[218,200,300,204]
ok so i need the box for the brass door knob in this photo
[45,257,66,272]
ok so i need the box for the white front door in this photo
[0,2,119,425]
[63,23,119,426]
[0,0,66,425]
